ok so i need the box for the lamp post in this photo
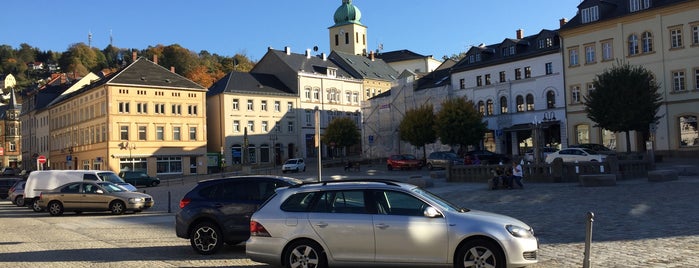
[532,112,556,164]
[126,142,136,170]
[315,106,322,181]
[269,134,278,173]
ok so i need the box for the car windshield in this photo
[285,159,298,165]
[411,187,466,213]
[581,148,598,155]
[445,153,459,159]
[97,182,126,193]
[402,154,417,160]
[99,172,127,184]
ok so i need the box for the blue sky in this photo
[1,0,582,61]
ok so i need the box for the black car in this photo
[569,143,617,155]
[466,150,510,165]
[0,177,19,199]
[118,171,160,187]
[175,175,302,255]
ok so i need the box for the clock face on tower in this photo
[339,29,345,35]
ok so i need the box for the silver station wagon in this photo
[246,180,538,268]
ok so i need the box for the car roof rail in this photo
[289,179,402,188]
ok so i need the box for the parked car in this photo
[569,143,616,155]
[545,148,607,163]
[8,179,26,206]
[246,179,538,268]
[426,151,463,170]
[281,158,306,173]
[175,175,302,255]
[0,177,19,199]
[37,181,154,216]
[466,150,510,165]
[524,147,560,163]
[118,171,160,187]
[386,154,423,170]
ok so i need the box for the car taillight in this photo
[179,198,191,209]
[250,221,271,237]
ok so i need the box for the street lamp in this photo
[269,134,278,172]
[121,142,136,170]
[315,106,322,181]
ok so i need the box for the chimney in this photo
[559,18,568,27]
[516,29,524,39]
[132,51,137,61]
[170,66,175,73]
[321,53,327,61]
[369,51,375,61]
[306,49,311,58]
[285,46,291,55]
[153,55,158,65]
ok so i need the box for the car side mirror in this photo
[423,206,442,218]
[96,189,104,194]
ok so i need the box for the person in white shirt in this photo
[511,161,524,189]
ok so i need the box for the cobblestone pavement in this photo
[1,158,697,267]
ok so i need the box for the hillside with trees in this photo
[0,43,255,90]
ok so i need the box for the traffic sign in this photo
[37,155,47,164]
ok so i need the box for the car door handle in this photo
[315,222,328,228]
[376,223,389,229]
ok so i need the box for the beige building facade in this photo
[560,0,699,156]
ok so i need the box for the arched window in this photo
[526,94,535,111]
[628,34,639,55]
[642,32,653,53]
[546,91,556,108]
[500,96,508,114]
[516,96,524,112]
[486,99,494,115]
[477,101,485,115]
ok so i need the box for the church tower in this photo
[329,0,367,55]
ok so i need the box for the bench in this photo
[647,170,678,182]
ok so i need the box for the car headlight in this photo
[506,224,534,238]
[129,197,144,203]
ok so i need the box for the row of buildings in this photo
[4,0,698,177]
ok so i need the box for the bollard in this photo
[168,191,171,213]
[583,211,594,268]
[575,160,580,174]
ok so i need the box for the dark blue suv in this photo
[175,175,302,254]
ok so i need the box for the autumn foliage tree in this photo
[434,97,488,150]
[399,104,437,161]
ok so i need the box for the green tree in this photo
[59,43,105,75]
[434,97,488,150]
[322,117,361,158]
[584,61,662,152]
[399,104,437,160]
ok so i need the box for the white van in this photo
[24,170,137,212]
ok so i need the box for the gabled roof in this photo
[208,71,295,96]
[106,58,206,90]
[263,49,354,78]
[374,49,431,63]
[416,67,452,91]
[561,0,691,31]
[328,51,399,81]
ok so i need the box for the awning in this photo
[504,121,559,132]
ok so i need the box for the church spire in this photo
[329,0,367,55]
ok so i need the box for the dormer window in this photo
[630,0,651,12]
[468,55,475,63]
[475,54,481,62]
[581,6,599,23]
[327,67,337,78]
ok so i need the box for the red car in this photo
[386,154,423,170]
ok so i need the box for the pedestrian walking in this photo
[511,161,524,189]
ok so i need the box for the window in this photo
[601,40,613,60]
[248,121,255,132]
[119,102,130,113]
[695,68,699,90]
[693,24,699,45]
[262,121,268,132]
[545,62,553,75]
[288,121,294,132]
[156,126,164,141]
[120,125,129,140]
[499,71,506,82]
[173,126,181,141]
[575,125,590,144]
[314,89,320,100]
[642,32,653,53]
[524,67,531,78]
[569,48,579,66]
[137,102,148,114]
[138,126,147,140]
[274,101,281,112]
[602,129,617,150]
[516,95,524,112]
[571,85,581,103]
[500,96,508,114]
[171,104,181,115]
[155,103,165,114]
[189,127,197,140]
[304,88,311,99]
[629,0,650,12]
[288,102,293,111]
[546,91,556,109]
[232,99,239,110]
[526,94,534,111]
[477,101,485,115]
[476,76,483,87]
[485,74,491,85]
[673,71,686,91]
[581,6,599,23]
[261,100,267,111]
[587,83,596,96]
[486,99,494,115]
[584,44,595,63]
[670,27,683,48]
[628,34,639,55]
[376,190,429,216]
[509,46,515,55]
[679,115,698,147]
[459,78,465,89]
[345,92,351,103]
[187,105,198,116]
[353,92,359,103]
[247,100,253,111]
[514,68,522,80]
[233,120,240,132]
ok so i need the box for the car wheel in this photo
[48,201,64,216]
[109,200,126,215]
[427,163,434,170]
[285,239,326,268]
[31,200,44,212]
[387,164,393,171]
[15,196,24,207]
[190,222,223,255]
[456,239,506,268]
[150,181,159,187]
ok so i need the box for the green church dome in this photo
[333,0,362,26]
